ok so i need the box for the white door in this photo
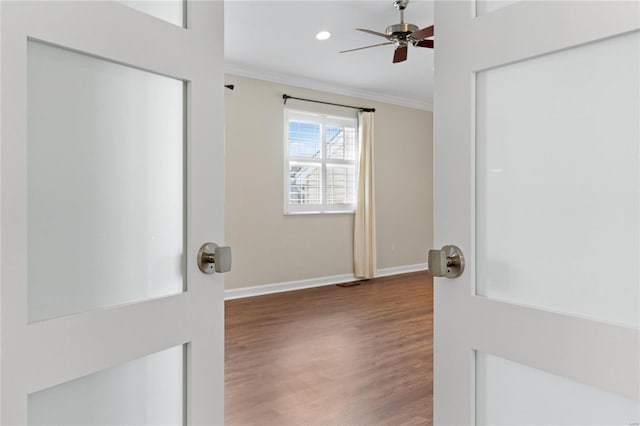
[433,1,639,424]
[0,1,225,424]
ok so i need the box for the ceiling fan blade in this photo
[357,28,390,39]
[393,45,408,63]
[415,39,434,48]
[339,42,394,54]
[410,25,434,40]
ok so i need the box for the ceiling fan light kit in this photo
[339,0,434,63]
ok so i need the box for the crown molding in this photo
[224,61,433,112]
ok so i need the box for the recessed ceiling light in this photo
[316,31,331,41]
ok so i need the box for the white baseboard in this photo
[375,263,429,277]
[224,263,428,300]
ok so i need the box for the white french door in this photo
[433,1,639,424]
[1,1,225,424]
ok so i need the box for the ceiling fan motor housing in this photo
[386,23,419,39]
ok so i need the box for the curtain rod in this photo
[282,94,375,113]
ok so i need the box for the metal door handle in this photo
[428,245,465,278]
[197,243,232,274]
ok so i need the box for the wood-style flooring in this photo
[225,271,433,426]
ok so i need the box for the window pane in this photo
[326,166,355,205]
[289,164,321,204]
[326,125,356,161]
[288,121,321,159]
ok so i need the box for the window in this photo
[285,109,358,214]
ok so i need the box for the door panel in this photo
[476,352,639,425]
[28,345,184,425]
[28,39,185,323]
[119,0,185,27]
[433,1,640,424]
[475,0,519,16]
[476,30,639,327]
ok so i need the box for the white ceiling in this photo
[224,1,435,110]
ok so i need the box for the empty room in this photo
[0,1,638,425]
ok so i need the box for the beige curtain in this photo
[354,111,376,278]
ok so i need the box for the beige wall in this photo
[224,75,432,289]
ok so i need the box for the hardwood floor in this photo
[225,271,433,426]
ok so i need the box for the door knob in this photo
[428,245,465,278]
[197,243,232,274]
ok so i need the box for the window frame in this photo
[284,108,359,215]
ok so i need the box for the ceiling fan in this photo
[339,0,434,63]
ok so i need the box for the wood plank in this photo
[225,272,433,425]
